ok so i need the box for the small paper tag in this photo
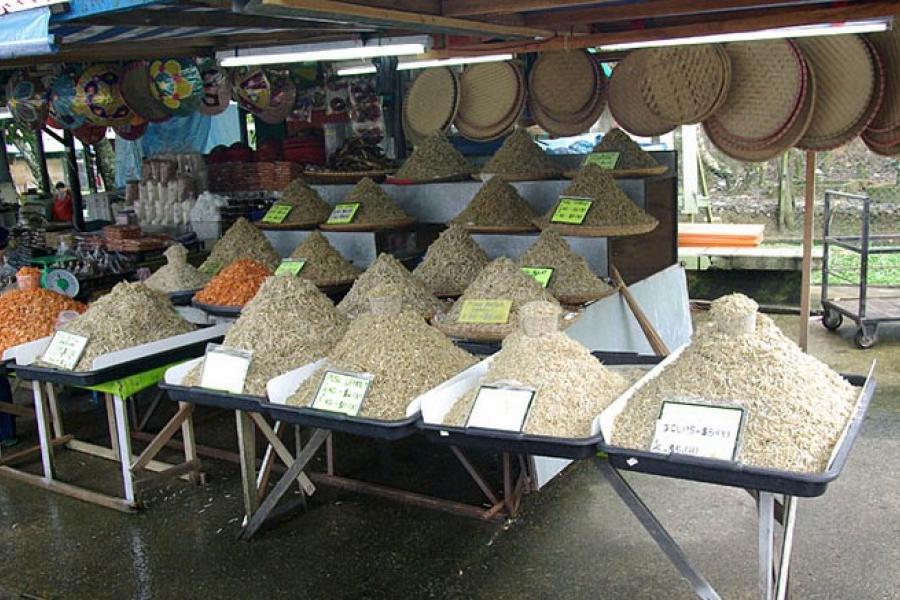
[457,299,512,324]
[650,400,745,461]
[551,197,593,224]
[199,344,252,394]
[520,266,554,288]
[326,202,361,225]
[42,331,89,370]
[261,203,293,224]
[466,385,535,432]
[275,258,306,277]
[311,370,373,416]
[585,151,620,169]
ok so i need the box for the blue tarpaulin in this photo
[0,7,55,60]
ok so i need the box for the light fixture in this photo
[336,61,377,76]
[0,108,12,120]
[599,18,891,51]
[218,36,429,68]
[397,53,513,71]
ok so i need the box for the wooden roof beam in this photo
[444,0,615,18]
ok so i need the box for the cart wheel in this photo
[854,327,878,350]
[822,309,843,331]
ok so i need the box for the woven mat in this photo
[529,50,597,118]
[608,51,676,137]
[640,45,728,125]
[403,67,459,145]
[796,35,875,147]
[865,27,900,133]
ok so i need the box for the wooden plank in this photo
[0,401,34,419]
[235,411,259,521]
[0,435,73,467]
[0,466,138,513]
[65,439,186,476]
[131,403,193,472]
[258,0,554,38]
[443,0,615,17]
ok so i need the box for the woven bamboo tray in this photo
[865,27,900,134]
[473,171,562,182]
[386,174,471,185]
[454,61,525,142]
[608,50,676,137]
[318,217,416,232]
[563,165,669,179]
[432,310,578,343]
[553,288,614,306]
[533,218,659,238]
[403,67,459,145]
[256,219,321,231]
[529,50,598,120]
[640,44,729,125]
[302,170,393,184]
[455,223,538,234]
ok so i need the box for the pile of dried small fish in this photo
[611,294,860,473]
[184,277,348,396]
[277,179,332,225]
[450,178,538,230]
[412,225,489,296]
[200,217,281,273]
[592,128,661,169]
[288,231,360,287]
[287,301,476,421]
[394,132,473,181]
[49,282,194,372]
[328,136,394,172]
[340,178,411,224]
[338,253,445,319]
[145,244,210,293]
[517,231,613,303]
[443,301,628,437]
[482,129,561,179]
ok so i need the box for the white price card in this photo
[41,331,89,370]
[650,400,745,461]
[466,385,535,432]
[311,370,373,416]
[199,344,252,394]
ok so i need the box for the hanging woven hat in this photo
[73,123,107,145]
[608,50,676,136]
[47,68,87,130]
[640,44,730,125]
[454,61,525,141]
[865,27,900,135]
[113,114,149,141]
[149,58,203,117]
[232,66,272,113]
[76,64,132,126]
[197,60,232,116]
[121,61,170,123]
[5,71,48,131]
[257,72,296,124]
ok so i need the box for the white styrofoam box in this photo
[416,356,493,425]
[91,323,231,370]
[266,359,327,406]
[164,357,203,386]
[7,335,52,366]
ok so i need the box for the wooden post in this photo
[62,130,86,231]
[34,130,51,195]
[799,151,816,352]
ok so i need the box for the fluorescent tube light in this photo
[336,63,377,76]
[396,53,514,70]
[599,18,891,51]
[219,37,428,67]
[0,108,12,120]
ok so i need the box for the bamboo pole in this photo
[799,151,816,352]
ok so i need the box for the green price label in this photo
[275,259,306,277]
[199,261,222,276]
[585,151,620,169]
[262,203,293,224]
[458,299,513,324]
[521,266,554,288]
[326,202,361,225]
[312,370,373,416]
[551,197,593,225]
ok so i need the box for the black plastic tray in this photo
[10,335,225,387]
[161,382,265,413]
[264,402,419,441]
[601,371,876,497]
[168,289,200,306]
[192,299,242,318]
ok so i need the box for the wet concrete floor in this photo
[1,314,899,599]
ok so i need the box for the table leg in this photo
[46,384,64,438]
[235,410,258,522]
[178,401,201,484]
[104,394,119,455]
[775,496,798,600]
[32,382,55,479]
[112,395,137,505]
[759,492,776,600]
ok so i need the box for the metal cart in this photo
[821,190,900,348]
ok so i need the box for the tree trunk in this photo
[93,138,117,192]
[2,123,43,193]
[777,152,795,230]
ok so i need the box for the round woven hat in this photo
[113,115,148,141]
[73,123,107,145]
[48,69,86,130]
[529,50,597,118]
[640,44,729,125]
[6,72,48,131]
[403,67,459,145]
[608,50,676,136]
[530,54,605,136]
[232,67,273,113]
[149,58,203,117]
[76,64,132,126]
[796,35,875,150]
[198,61,232,117]
[706,40,805,146]
[455,61,524,141]
[121,61,170,123]
[865,27,900,134]
[257,75,296,124]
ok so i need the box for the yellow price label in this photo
[326,202,361,225]
[262,203,293,224]
[585,151,620,169]
[458,299,512,324]
[521,266,554,288]
[551,197,593,225]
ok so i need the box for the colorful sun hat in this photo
[6,72,49,131]
[47,69,86,130]
[232,66,272,113]
[149,58,203,117]
[73,123,108,145]
[257,72,296,124]
[197,60,232,116]
[113,114,148,140]
[76,64,132,126]
[121,61,171,123]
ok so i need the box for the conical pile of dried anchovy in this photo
[592,128,661,169]
[450,178,538,229]
[200,217,281,273]
[517,231,613,302]
[341,178,411,224]
[287,308,476,421]
[337,253,445,319]
[50,282,194,371]
[278,178,332,225]
[145,244,210,293]
[289,231,360,287]
[395,131,473,181]
[412,225,489,296]
[612,293,859,473]
[183,276,348,396]
[443,301,628,437]
[482,129,561,179]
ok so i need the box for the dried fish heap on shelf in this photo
[535,165,658,236]
[328,136,394,172]
[517,231,613,305]
[199,217,281,273]
[0,289,86,356]
[394,131,474,182]
[611,294,860,473]
[145,244,210,293]
[43,282,194,372]
[591,128,664,172]
[412,224,489,296]
[337,253,444,320]
[195,258,272,308]
[334,177,412,225]
[450,177,538,231]
[480,128,562,180]
[275,178,332,226]
[443,301,629,437]
[287,294,476,421]
[288,231,360,287]
[184,277,348,396]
